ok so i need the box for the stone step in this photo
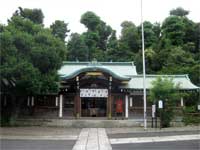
[16,119,143,128]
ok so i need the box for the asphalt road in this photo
[112,140,200,150]
[1,139,76,150]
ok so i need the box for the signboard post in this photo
[158,100,163,129]
[151,104,156,128]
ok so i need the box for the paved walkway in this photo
[72,128,112,150]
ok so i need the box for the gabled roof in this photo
[58,61,137,81]
[120,75,199,90]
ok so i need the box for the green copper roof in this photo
[58,61,199,91]
[58,61,135,81]
[120,74,199,90]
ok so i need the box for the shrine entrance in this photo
[80,88,108,117]
[81,98,107,117]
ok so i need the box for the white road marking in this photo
[110,134,200,144]
[0,135,77,140]
[72,128,112,150]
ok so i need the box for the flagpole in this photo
[140,0,147,130]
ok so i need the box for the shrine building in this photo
[53,61,198,119]
[2,61,199,119]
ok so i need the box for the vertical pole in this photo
[27,96,30,106]
[141,0,147,130]
[59,94,63,118]
[130,97,133,107]
[181,97,184,107]
[125,95,129,118]
[107,92,112,119]
[4,95,7,107]
[160,110,162,129]
[55,96,58,107]
[77,94,81,118]
[108,77,112,119]
[76,76,80,118]
[31,97,34,106]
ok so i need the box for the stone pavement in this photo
[72,128,112,150]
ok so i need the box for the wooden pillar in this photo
[107,92,112,119]
[59,94,63,118]
[75,93,81,118]
[75,76,81,118]
[107,76,112,119]
[125,94,129,118]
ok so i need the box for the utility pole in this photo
[140,0,147,130]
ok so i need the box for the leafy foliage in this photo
[66,8,199,89]
[50,20,70,41]
[149,77,181,127]
[170,7,189,17]
[1,13,66,96]
[12,7,44,24]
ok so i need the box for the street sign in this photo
[158,100,163,109]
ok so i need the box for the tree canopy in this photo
[1,7,199,97]
[0,10,66,96]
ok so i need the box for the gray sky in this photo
[0,0,199,36]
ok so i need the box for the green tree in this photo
[12,7,44,24]
[161,16,185,46]
[81,31,99,60]
[80,11,101,31]
[80,11,113,59]
[96,21,112,50]
[120,21,139,53]
[170,7,189,17]
[0,13,67,122]
[67,33,88,61]
[107,30,120,61]
[149,77,180,127]
[138,21,158,48]
[50,20,70,41]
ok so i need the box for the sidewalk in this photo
[0,127,81,140]
[0,125,199,139]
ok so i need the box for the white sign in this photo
[80,89,108,98]
[158,100,163,109]
[198,105,200,110]
[152,105,156,118]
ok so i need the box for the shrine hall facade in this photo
[5,61,198,119]
[43,61,198,119]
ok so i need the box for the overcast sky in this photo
[0,0,199,36]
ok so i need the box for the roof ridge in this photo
[62,61,135,66]
[128,74,188,77]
